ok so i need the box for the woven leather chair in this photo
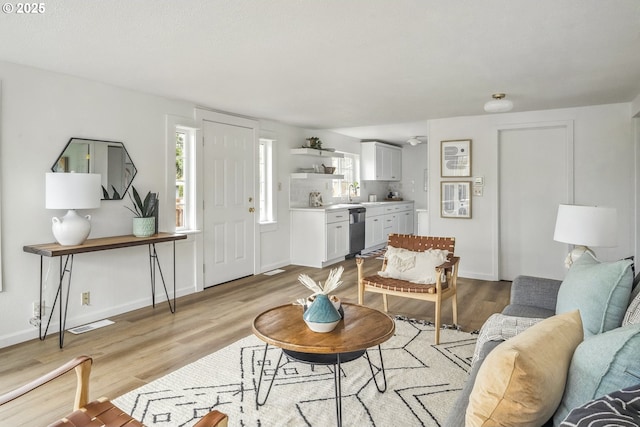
[0,355,228,427]
[356,234,460,345]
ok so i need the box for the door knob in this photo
[249,207,255,213]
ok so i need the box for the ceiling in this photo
[1,1,639,143]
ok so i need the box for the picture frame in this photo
[441,181,472,219]
[441,139,471,177]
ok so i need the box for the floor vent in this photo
[263,269,286,276]
[68,319,114,335]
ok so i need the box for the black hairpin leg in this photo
[333,354,343,427]
[365,345,388,392]
[40,254,74,348]
[148,242,175,313]
[255,343,284,407]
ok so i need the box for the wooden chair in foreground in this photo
[356,234,460,345]
[0,355,229,427]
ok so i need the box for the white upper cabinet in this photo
[361,141,402,181]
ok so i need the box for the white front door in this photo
[201,114,257,287]
[498,123,573,281]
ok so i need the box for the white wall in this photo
[426,103,635,280]
[0,61,199,347]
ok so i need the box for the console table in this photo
[23,232,187,348]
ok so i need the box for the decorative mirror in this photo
[51,137,137,200]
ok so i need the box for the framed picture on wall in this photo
[441,181,472,219]
[441,139,471,177]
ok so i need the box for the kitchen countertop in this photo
[290,200,413,212]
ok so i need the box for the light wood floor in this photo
[0,256,511,425]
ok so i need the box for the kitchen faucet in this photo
[348,182,359,202]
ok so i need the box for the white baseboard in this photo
[0,285,197,349]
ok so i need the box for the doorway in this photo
[198,110,258,287]
[498,122,573,281]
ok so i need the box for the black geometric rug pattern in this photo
[113,318,476,426]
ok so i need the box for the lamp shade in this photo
[46,173,101,210]
[553,204,617,248]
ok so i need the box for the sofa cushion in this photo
[555,252,633,337]
[466,310,583,427]
[558,383,640,426]
[378,245,448,284]
[553,323,640,424]
[622,290,640,325]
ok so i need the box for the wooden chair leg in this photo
[451,293,458,326]
[434,299,441,345]
[356,258,365,305]
[382,294,389,312]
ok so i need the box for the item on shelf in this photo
[306,137,322,149]
[309,191,323,207]
[321,164,336,174]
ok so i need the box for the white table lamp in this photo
[553,204,617,267]
[45,173,101,245]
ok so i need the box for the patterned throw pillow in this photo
[623,292,640,325]
[379,245,449,284]
[559,383,640,426]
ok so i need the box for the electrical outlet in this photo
[32,301,45,317]
[81,291,90,306]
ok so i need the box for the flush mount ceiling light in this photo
[407,136,426,146]
[484,93,514,113]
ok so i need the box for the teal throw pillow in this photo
[555,252,633,337]
[553,323,640,424]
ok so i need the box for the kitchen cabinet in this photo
[361,141,402,181]
[364,206,385,249]
[290,209,349,268]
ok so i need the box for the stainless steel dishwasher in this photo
[348,207,366,257]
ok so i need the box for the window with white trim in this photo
[259,138,276,224]
[332,152,360,198]
[175,127,195,230]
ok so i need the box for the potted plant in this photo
[126,186,158,237]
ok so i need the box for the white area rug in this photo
[113,318,476,426]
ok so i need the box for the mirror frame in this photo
[51,137,138,200]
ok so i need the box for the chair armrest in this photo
[194,410,229,427]
[510,275,562,312]
[437,256,460,271]
[0,355,92,410]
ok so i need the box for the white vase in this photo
[133,217,155,237]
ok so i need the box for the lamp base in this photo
[52,209,92,246]
[564,245,594,268]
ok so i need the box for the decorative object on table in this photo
[298,266,344,332]
[553,204,617,268]
[305,137,322,149]
[126,186,159,237]
[308,191,323,207]
[441,139,472,177]
[321,164,335,174]
[441,181,472,218]
[45,172,102,246]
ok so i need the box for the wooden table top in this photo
[252,303,395,354]
[23,232,187,257]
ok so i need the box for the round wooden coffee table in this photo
[252,302,395,427]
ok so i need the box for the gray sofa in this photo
[444,275,561,427]
[444,263,640,427]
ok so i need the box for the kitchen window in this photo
[332,152,360,198]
